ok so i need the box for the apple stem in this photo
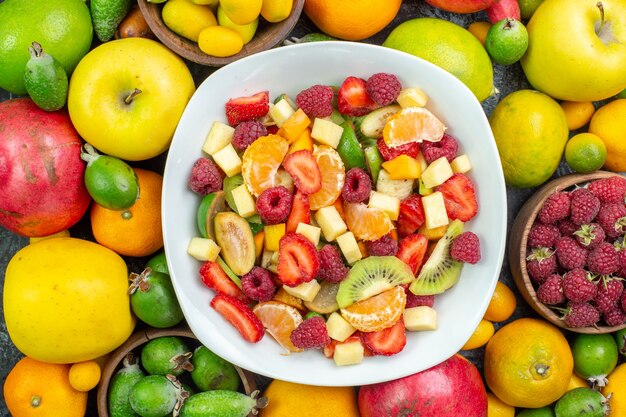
[597,2,605,26]
[124,88,142,104]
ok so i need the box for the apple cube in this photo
[421,156,453,189]
[326,312,356,342]
[336,231,362,265]
[396,87,428,108]
[333,340,364,366]
[422,191,449,229]
[416,152,429,173]
[282,280,321,302]
[310,118,343,148]
[264,223,286,252]
[403,306,438,331]
[269,99,295,127]
[450,154,472,174]
[368,191,400,221]
[231,184,256,218]
[314,206,347,242]
[202,121,234,156]
[381,154,422,180]
[212,143,242,177]
[187,237,221,261]
[295,223,321,246]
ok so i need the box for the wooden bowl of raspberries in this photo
[510,171,626,334]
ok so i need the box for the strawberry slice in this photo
[282,150,322,195]
[435,173,478,222]
[225,91,270,126]
[376,138,420,161]
[396,233,428,274]
[277,232,320,286]
[360,319,406,356]
[397,194,426,237]
[199,261,249,304]
[286,190,311,232]
[210,293,264,343]
[338,76,379,117]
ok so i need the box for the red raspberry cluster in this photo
[528,176,626,328]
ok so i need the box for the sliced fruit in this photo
[282,280,321,302]
[340,286,406,332]
[252,300,303,352]
[376,169,414,201]
[241,134,290,197]
[223,174,245,213]
[212,143,242,177]
[225,90,269,126]
[403,306,438,331]
[269,98,295,127]
[187,237,221,262]
[409,219,464,295]
[381,154,422,180]
[308,146,346,210]
[336,231,362,265]
[288,128,314,154]
[197,191,226,239]
[324,334,373,359]
[304,281,340,314]
[264,223,286,252]
[214,212,256,276]
[435,173,479,222]
[377,138,420,161]
[336,256,414,308]
[273,287,306,313]
[210,293,264,343]
[396,233,429,275]
[396,87,428,108]
[277,232,320,287]
[231,184,256,218]
[310,118,344,148]
[326,311,357,342]
[277,108,311,142]
[314,205,348,242]
[368,191,400,221]
[202,121,235,156]
[451,154,472,174]
[422,191,450,230]
[361,318,406,356]
[337,76,379,117]
[421,156,454,189]
[216,256,242,288]
[199,260,248,303]
[333,340,365,366]
[343,202,394,241]
[282,150,322,194]
[382,107,445,147]
[364,146,384,184]
[336,120,366,170]
[357,104,401,138]
[295,223,321,246]
[397,194,426,237]
[273,168,294,193]
[286,190,310,233]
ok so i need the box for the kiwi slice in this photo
[409,220,465,296]
[336,256,414,308]
[222,174,244,213]
[304,281,340,314]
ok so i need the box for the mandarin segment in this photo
[343,202,394,241]
[308,145,346,210]
[340,286,406,332]
[382,107,445,148]
[241,134,290,196]
[253,300,304,352]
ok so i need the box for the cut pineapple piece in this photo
[422,191,449,229]
[187,237,221,261]
[212,143,242,177]
[282,280,321,302]
[376,169,414,201]
[264,223,286,252]
[333,341,364,366]
[326,312,357,342]
[314,206,348,242]
[368,191,400,221]
[450,154,472,174]
[421,156,453,188]
[202,121,234,156]
[381,154,422,180]
[396,87,429,108]
[336,231,362,265]
[269,99,295,127]
[310,118,343,148]
[295,223,321,246]
[231,184,257,218]
[277,108,311,142]
[403,306,438,331]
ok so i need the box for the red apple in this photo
[0,98,91,237]
[358,354,488,417]
[425,0,498,13]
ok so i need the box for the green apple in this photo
[67,38,195,161]
[521,0,626,102]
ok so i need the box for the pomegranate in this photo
[425,0,498,13]
[358,354,487,417]
[0,98,91,237]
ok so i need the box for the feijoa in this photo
[196,191,226,239]
[179,390,268,417]
[129,268,184,328]
[108,353,145,417]
[24,42,68,112]
[141,336,193,376]
[190,346,239,392]
[554,387,609,417]
[615,328,626,356]
[146,251,169,275]
[214,212,255,276]
[571,333,618,387]
[129,374,188,417]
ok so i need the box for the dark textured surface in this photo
[1,2,575,416]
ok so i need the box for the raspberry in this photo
[603,308,626,327]
[598,277,624,302]
[596,203,626,239]
[419,133,459,164]
[341,168,372,203]
[526,247,556,283]
[241,266,276,302]
[295,85,334,118]
[377,138,420,161]
[536,274,565,305]
[594,290,618,314]
[555,236,588,270]
[569,187,601,225]
[563,302,600,328]
[588,176,626,203]
[450,232,481,264]
[188,157,224,195]
[617,243,626,277]
[365,235,398,256]
[405,291,435,308]
[538,192,571,224]
[562,268,597,303]
[620,288,626,313]
[573,223,605,249]
[528,223,561,248]
[558,219,579,237]
[232,120,267,152]
[365,73,402,106]
[317,245,349,283]
[588,241,620,275]
[289,316,331,349]
[256,186,293,225]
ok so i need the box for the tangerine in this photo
[382,107,445,148]
[602,363,626,416]
[588,99,626,172]
[483,281,517,323]
[487,392,515,417]
[253,301,304,352]
[308,146,345,211]
[343,202,394,241]
[461,318,495,350]
[242,134,290,197]
[68,360,101,392]
[340,286,405,332]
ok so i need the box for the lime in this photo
[485,19,529,66]
[517,407,555,417]
[564,133,607,174]
[519,0,544,19]
[571,333,618,387]
[383,17,494,102]
[554,387,609,417]
[0,0,92,94]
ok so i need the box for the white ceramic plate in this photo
[162,41,507,386]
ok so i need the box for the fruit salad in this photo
[186,73,481,366]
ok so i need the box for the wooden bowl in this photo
[96,324,258,417]
[137,0,304,66]
[510,170,626,334]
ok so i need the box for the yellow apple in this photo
[521,0,626,101]
[68,38,195,161]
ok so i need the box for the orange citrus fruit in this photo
[487,392,515,417]
[68,360,101,392]
[343,202,394,241]
[4,356,87,417]
[90,168,164,257]
[467,21,491,47]
[602,363,626,416]
[569,372,589,391]
[483,281,517,323]
[560,100,595,131]
[340,285,406,332]
[308,145,345,211]
[242,134,290,197]
[484,318,573,408]
[253,301,304,352]
[588,99,626,172]
[382,107,445,148]
[303,0,402,41]
[461,318,495,350]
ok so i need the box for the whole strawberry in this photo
[569,187,601,225]
[562,268,597,303]
[587,241,620,275]
[526,247,556,283]
[573,223,605,249]
[536,274,565,305]
[538,192,571,224]
[588,176,626,203]
[555,236,588,270]
[562,302,600,328]
[527,223,560,248]
[596,203,626,239]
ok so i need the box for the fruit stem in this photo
[128,267,152,295]
[172,352,195,373]
[250,390,269,414]
[534,363,549,377]
[124,88,142,104]
[80,143,100,164]
[28,42,43,59]
[597,2,605,26]
[122,352,140,369]
[503,18,514,30]
[30,395,41,408]
[166,374,190,417]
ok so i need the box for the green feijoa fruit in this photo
[214,212,255,276]
[91,0,133,42]
[571,333,618,387]
[129,374,187,417]
[129,268,184,328]
[108,353,145,417]
[554,387,610,417]
[223,174,245,213]
[191,346,239,392]
[357,105,401,139]
[179,390,268,417]
[247,214,264,235]
[146,251,169,275]
[485,18,529,66]
[337,120,366,170]
[196,191,226,239]
[140,336,193,376]
[24,42,68,112]
[81,143,139,210]
[615,328,626,356]
[363,146,383,184]
[517,407,556,417]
